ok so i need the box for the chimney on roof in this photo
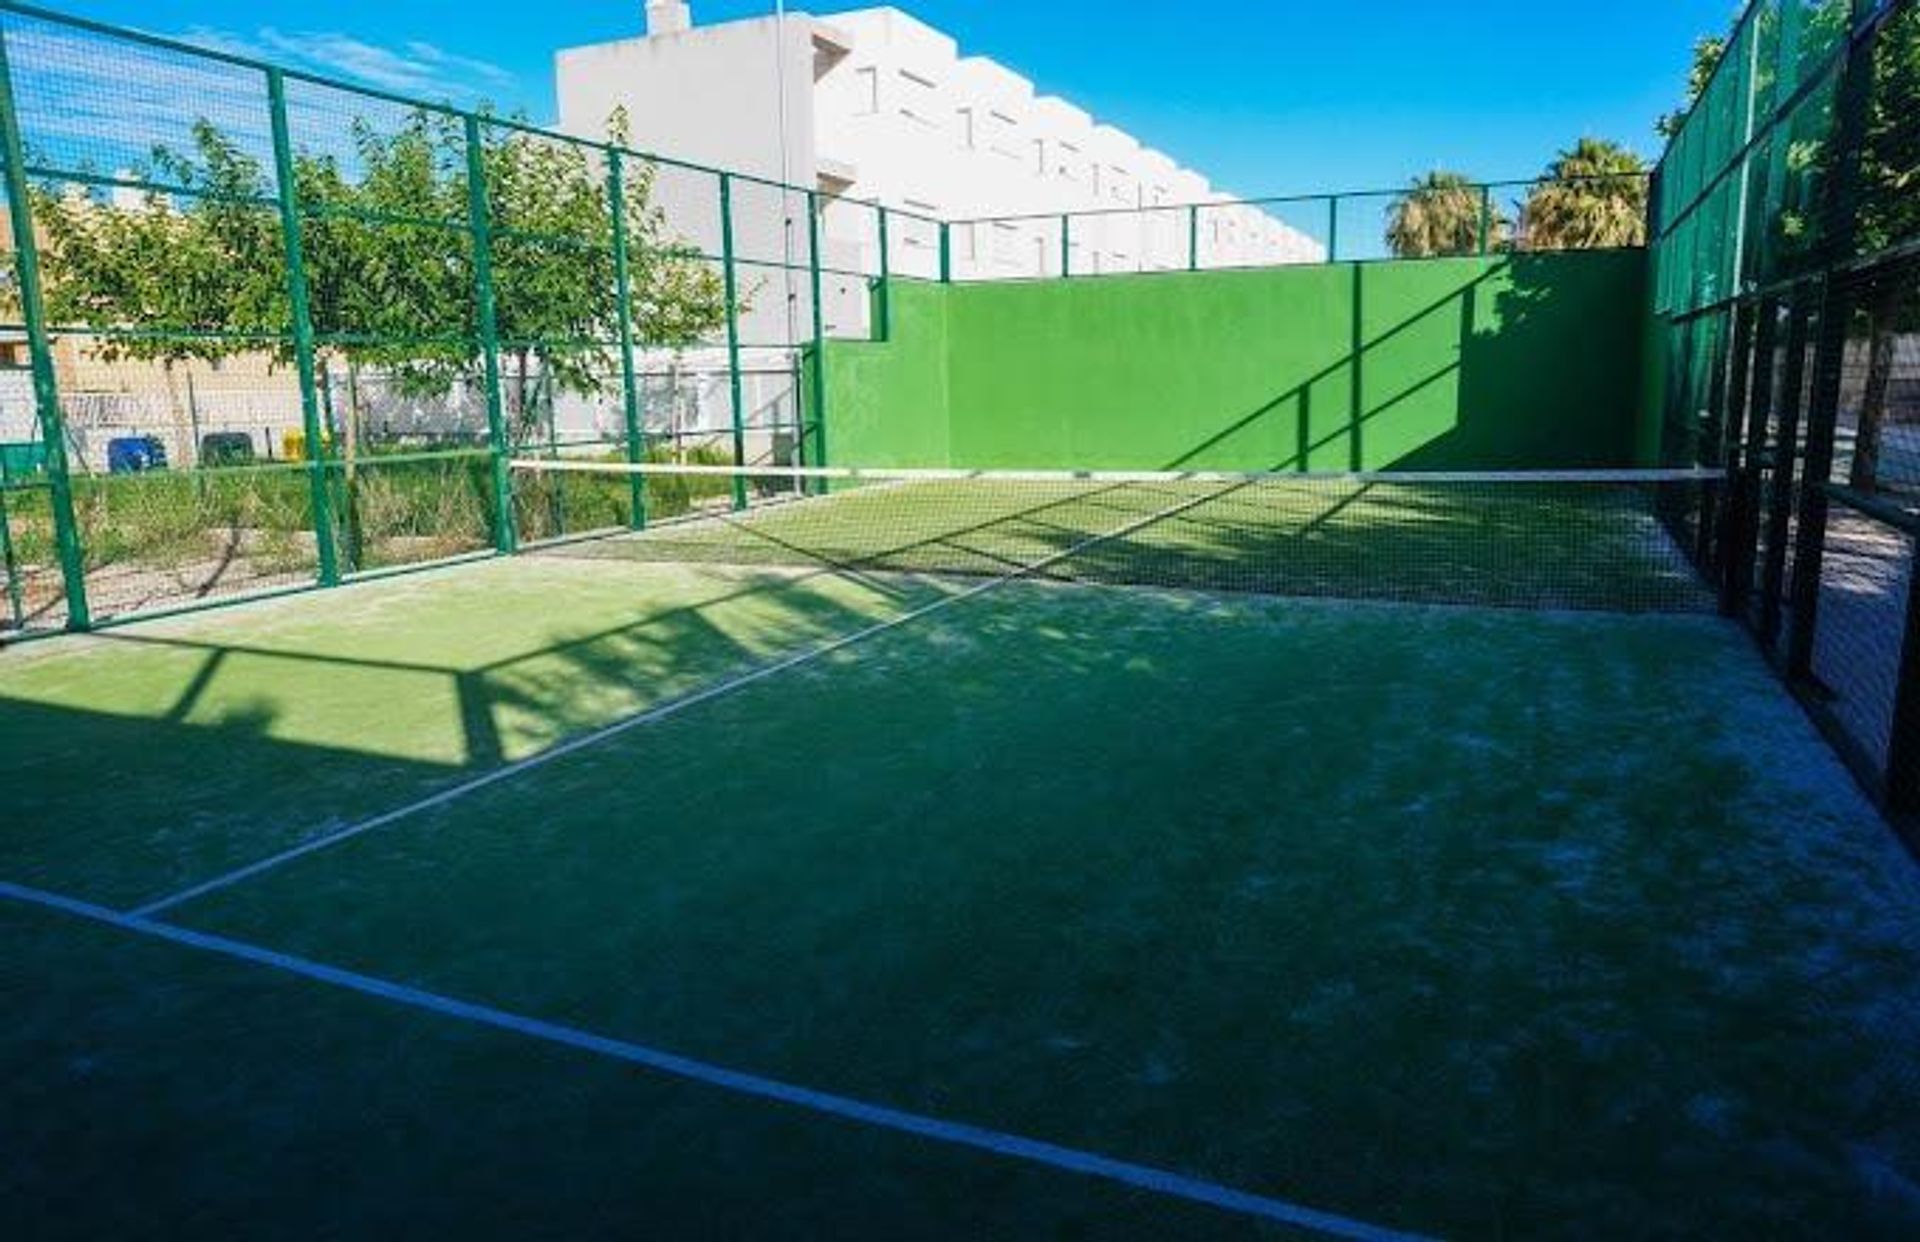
[646,2,692,35]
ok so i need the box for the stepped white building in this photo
[552,3,1321,461]
[557,3,1320,296]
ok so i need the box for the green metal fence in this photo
[1647,0,1920,828]
[0,1,1659,640]
[946,174,1655,280]
[0,1,940,635]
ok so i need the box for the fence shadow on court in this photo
[1153,253,1644,476]
[0,558,942,905]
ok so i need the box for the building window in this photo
[897,69,938,127]
[957,107,976,150]
[1033,139,1046,175]
[856,67,879,115]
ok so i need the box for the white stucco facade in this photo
[556,3,1323,298]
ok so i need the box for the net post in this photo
[719,172,748,512]
[874,203,891,342]
[463,114,517,555]
[807,188,829,483]
[0,25,89,629]
[938,221,952,284]
[266,66,340,588]
[607,149,647,530]
[1327,196,1340,263]
[1478,185,1492,256]
[1060,215,1072,279]
[1188,204,1199,272]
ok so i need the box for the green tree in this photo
[1657,35,1729,139]
[1384,171,1508,258]
[33,120,285,369]
[31,107,728,453]
[1521,139,1650,251]
[1844,1,1920,492]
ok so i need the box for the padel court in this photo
[8,471,1920,1239]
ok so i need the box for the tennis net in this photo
[511,462,1725,614]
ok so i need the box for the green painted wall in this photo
[816,280,951,466]
[826,251,1650,472]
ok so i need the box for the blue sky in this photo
[44,0,1742,195]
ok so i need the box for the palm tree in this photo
[1385,171,1507,258]
[1520,139,1650,251]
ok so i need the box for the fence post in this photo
[1327,196,1340,263]
[938,221,952,284]
[462,115,517,555]
[718,173,747,511]
[266,68,340,587]
[1060,214,1071,278]
[1784,22,1875,684]
[1758,298,1809,647]
[874,203,891,343]
[0,26,89,629]
[807,189,828,480]
[607,150,647,529]
[1715,300,1758,616]
[1188,204,1200,272]
[1786,283,1849,682]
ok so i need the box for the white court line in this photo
[131,481,1243,919]
[512,457,1728,488]
[2,880,1432,1242]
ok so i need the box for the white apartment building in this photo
[556,3,1322,319]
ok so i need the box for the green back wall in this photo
[825,251,1649,471]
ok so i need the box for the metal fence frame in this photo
[1649,0,1920,832]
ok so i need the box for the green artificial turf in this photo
[0,899,1260,1242]
[0,554,955,905]
[7,521,1919,1238]
[146,580,1920,1238]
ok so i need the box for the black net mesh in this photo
[1651,0,1920,816]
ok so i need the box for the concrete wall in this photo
[826,252,1652,472]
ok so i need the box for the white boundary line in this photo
[130,481,1242,919]
[510,458,1728,488]
[3,880,1431,1241]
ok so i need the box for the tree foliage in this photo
[1522,139,1650,251]
[1657,35,1729,139]
[1384,171,1507,259]
[28,107,729,435]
